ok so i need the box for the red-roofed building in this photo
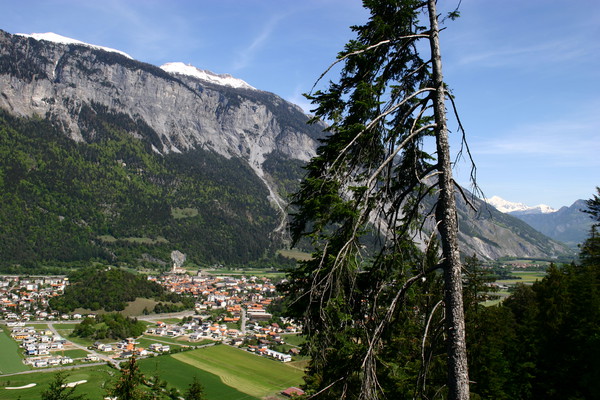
[282,387,305,397]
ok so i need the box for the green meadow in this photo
[0,328,29,374]
[171,345,304,398]
[138,353,257,400]
[483,271,547,306]
[0,365,116,400]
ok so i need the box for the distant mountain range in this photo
[485,195,557,214]
[486,196,593,249]
[0,29,575,268]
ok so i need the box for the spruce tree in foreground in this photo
[107,357,147,400]
[41,371,87,400]
[185,376,206,400]
[285,0,472,398]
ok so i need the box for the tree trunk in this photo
[427,0,470,399]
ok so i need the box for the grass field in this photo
[136,337,184,351]
[172,345,304,398]
[0,328,29,374]
[138,354,258,400]
[277,249,312,261]
[483,271,547,306]
[56,349,90,359]
[0,365,116,400]
[121,297,159,316]
[281,333,305,347]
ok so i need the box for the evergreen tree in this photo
[41,372,88,400]
[285,1,473,398]
[185,376,206,400]
[107,357,148,400]
[581,187,600,265]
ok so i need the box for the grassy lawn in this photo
[281,333,305,347]
[53,323,79,330]
[0,365,116,400]
[65,333,112,348]
[509,271,546,282]
[56,349,90,359]
[0,327,30,374]
[277,249,312,261]
[172,345,304,398]
[121,298,159,316]
[138,354,258,400]
[482,271,547,307]
[136,337,183,351]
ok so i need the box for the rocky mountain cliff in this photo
[0,29,573,266]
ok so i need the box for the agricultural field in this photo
[171,345,304,398]
[497,271,546,285]
[0,327,30,374]
[483,271,547,306]
[138,353,256,400]
[277,249,312,262]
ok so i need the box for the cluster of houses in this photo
[144,317,299,362]
[9,325,77,368]
[150,272,279,321]
[0,275,69,321]
[90,337,171,360]
[24,355,74,368]
[11,325,66,355]
[2,270,305,367]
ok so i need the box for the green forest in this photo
[49,266,191,313]
[72,312,147,340]
[0,108,287,271]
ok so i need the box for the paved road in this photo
[241,307,247,334]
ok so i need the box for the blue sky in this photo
[1,0,598,209]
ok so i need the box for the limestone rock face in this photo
[0,30,323,222]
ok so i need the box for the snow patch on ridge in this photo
[16,32,133,59]
[160,62,255,90]
[485,195,557,214]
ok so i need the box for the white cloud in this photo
[475,112,600,167]
[456,37,594,69]
[232,14,284,72]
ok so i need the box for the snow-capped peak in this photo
[15,32,132,59]
[160,62,255,90]
[485,195,557,214]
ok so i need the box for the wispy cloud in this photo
[457,37,594,68]
[475,111,600,166]
[232,14,284,71]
